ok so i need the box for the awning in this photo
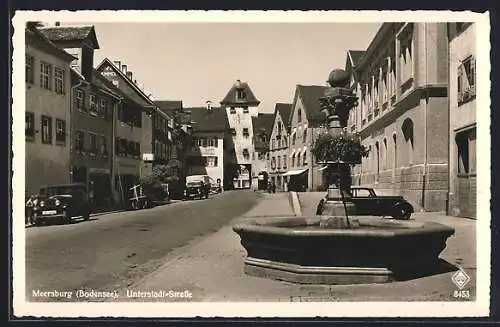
[282,168,308,176]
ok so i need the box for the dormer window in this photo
[236,89,246,101]
[297,108,302,123]
[243,107,249,113]
[243,128,249,137]
[230,107,236,114]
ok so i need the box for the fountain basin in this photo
[233,216,455,285]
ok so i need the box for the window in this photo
[54,67,65,94]
[127,140,135,157]
[26,55,34,83]
[291,153,296,167]
[283,155,287,169]
[399,26,414,92]
[76,90,85,111]
[202,138,208,147]
[212,137,218,148]
[402,118,414,165]
[76,131,84,152]
[40,62,52,90]
[89,133,98,154]
[55,119,66,143]
[296,152,301,166]
[89,94,97,115]
[271,157,276,170]
[136,142,141,158]
[230,128,236,136]
[99,135,107,155]
[303,151,308,166]
[236,89,246,101]
[292,132,296,145]
[303,127,308,143]
[243,107,249,113]
[243,128,249,137]
[206,156,218,167]
[277,156,281,169]
[243,148,250,159]
[260,134,267,143]
[25,112,35,139]
[99,99,108,118]
[393,134,397,170]
[383,138,388,170]
[41,115,52,144]
[283,136,288,147]
[457,128,476,175]
[297,108,302,123]
[457,56,476,105]
[230,107,236,114]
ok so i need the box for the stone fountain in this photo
[233,69,455,285]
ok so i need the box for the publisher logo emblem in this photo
[451,269,470,290]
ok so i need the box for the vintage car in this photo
[30,183,91,225]
[316,187,414,220]
[128,183,170,210]
[183,180,210,200]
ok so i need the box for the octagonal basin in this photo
[232,216,455,285]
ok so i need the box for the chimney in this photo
[134,79,138,84]
[206,100,212,110]
[55,21,60,26]
[235,79,242,88]
[113,60,121,68]
[121,64,128,74]
[126,71,133,80]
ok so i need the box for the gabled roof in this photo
[252,113,274,151]
[96,58,156,108]
[93,70,123,100]
[155,100,183,114]
[289,85,329,126]
[39,25,100,49]
[186,107,228,132]
[26,25,75,62]
[274,103,293,129]
[220,81,260,106]
[348,50,366,68]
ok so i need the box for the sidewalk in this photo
[119,192,476,302]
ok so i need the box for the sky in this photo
[72,22,381,113]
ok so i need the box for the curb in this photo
[289,191,302,217]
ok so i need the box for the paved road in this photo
[25,190,261,301]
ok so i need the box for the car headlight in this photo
[40,201,45,207]
[55,199,61,206]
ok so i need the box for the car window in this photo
[356,189,372,197]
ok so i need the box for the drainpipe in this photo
[446,24,451,216]
[421,24,428,212]
[111,99,123,205]
[69,79,89,184]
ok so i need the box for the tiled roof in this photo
[186,107,228,132]
[274,103,293,129]
[293,85,329,124]
[39,26,100,49]
[26,25,75,61]
[252,113,274,151]
[155,100,183,114]
[348,50,366,67]
[220,81,260,106]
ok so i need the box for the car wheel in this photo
[64,213,72,224]
[83,211,90,221]
[131,200,139,210]
[393,205,411,220]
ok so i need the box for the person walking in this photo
[271,181,276,194]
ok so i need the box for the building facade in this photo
[349,22,449,212]
[221,80,261,189]
[40,25,122,206]
[25,24,74,195]
[251,113,274,190]
[286,85,330,192]
[268,103,293,192]
[96,59,156,202]
[447,23,476,218]
[185,105,228,187]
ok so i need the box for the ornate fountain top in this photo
[327,69,350,88]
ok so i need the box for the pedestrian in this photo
[272,181,276,193]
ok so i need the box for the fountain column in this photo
[318,69,359,225]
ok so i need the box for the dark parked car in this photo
[183,181,210,200]
[30,183,91,225]
[316,187,414,220]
